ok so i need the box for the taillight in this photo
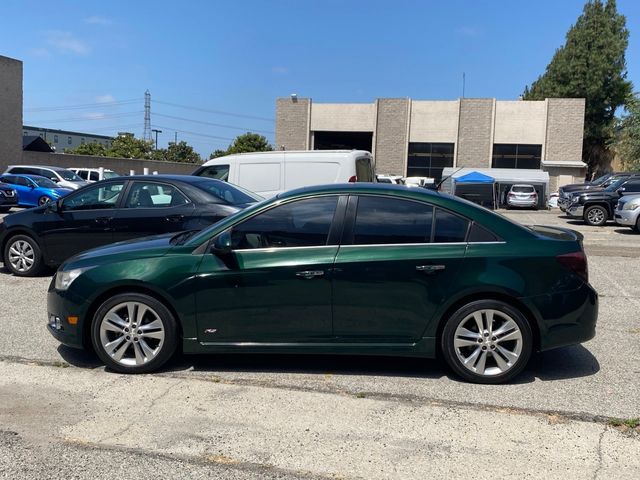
[348,175,357,183]
[556,251,588,283]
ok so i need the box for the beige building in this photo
[276,96,587,192]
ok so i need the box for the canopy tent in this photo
[455,171,495,184]
[452,170,496,209]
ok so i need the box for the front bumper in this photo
[614,208,638,227]
[567,205,584,217]
[46,278,88,349]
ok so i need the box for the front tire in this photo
[584,205,607,226]
[38,196,52,206]
[441,300,533,384]
[91,293,178,374]
[3,234,44,276]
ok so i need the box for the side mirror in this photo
[211,230,233,256]
[617,188,625,196]
[48,198,63,213]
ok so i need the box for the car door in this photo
[195,195,345,343]
[110,180,196,243]
[331,195,468,343]
[41,180,127,263]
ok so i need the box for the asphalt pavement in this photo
[0,208,638,479]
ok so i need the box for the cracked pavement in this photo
[0,209,638,479]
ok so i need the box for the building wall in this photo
[15,151,195,176]
[544,98,585,161]
[275,97,310,150]
[493,101,546,144]
[0,55,23,164]
[310,103,375,132]
[544,166,586,193]
[409,100,459,143]
[23,126,113,153]
[456,98,494,168]
[374,98,410,175]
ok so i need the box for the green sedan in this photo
[47,183,598,384]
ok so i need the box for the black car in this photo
[558,172,640,211]
[0,175,261,276]
[565,177,640,226]
[0,184,18,213]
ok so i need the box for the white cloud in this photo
[271,66,289,74]
[95,94,116,103]
[45,31,90,55]
[454,26,480,37]
[84,15,112,26]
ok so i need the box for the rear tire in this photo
[584,205,608,226]
[91,293,178,374]
[3,234,44,276]
[441,300,533,384]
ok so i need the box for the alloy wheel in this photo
[98,301,165,367]
[453,309,523,377]
[7,239,35,273]
[586,207,605,225]
[38,196,51,206]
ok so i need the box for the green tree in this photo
[611,95,640,171]
[210,132,273,158]
[163,141,202,164]
[66,142,108,156]
[107,133,154,159]
[523,0,632,173]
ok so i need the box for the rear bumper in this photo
[521,282,598,352]
[507,198,537,207]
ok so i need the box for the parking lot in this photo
[0,208,638,479]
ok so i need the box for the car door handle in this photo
[295,270,325,280]
[166,214,185,222]
[416,264,446,274]
[94,216,113,224]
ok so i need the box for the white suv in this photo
[71,168,119,183]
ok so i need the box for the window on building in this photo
[492,144,542,169]
[67,136,72,145]
[407,143,454,181]
[54,135,58,143]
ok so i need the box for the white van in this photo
[192,150,375,197]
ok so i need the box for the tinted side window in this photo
[1,176,16,185]
[623,181,640,193]
[37,169,57,181]
[125,181,190,208]
[89,171,100,181]
[198,165,230,181]
[433,208,469,243]
[76,170,88,180]
[15,176,29,187]
[230,196,338,249]
[353,197,433,245]
[63,182,125,211]
[467,223,499,242]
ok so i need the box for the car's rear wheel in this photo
[584,205,607,226]
[3,234,44,276]
[38,196,51,206]
[441,300,533,384]
[91,293,178,374]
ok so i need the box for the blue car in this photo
[0,174,73,207]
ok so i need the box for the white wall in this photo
[409,101,459,143]
[310,103,375,132]
[493,101,546,144]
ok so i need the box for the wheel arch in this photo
[584,201,612,216]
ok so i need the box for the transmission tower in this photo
[143,90,151,142]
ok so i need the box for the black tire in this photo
[441,300,533,384]
[0,207,10,213]
[633,217,640,233]
[583,205,608,226]
[38,196,51,206]
[3,234,44,276]
[91,293,178,374]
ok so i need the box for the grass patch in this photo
[355,392,366,399]
[609,417,640,429]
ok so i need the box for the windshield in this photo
[605,178,627,192]
[103,171,119,179]
[57,169,84,181]
[193,178,262,205]
[590,173,611,185]
[32,177,58,188]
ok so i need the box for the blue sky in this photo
[1,0,639,157]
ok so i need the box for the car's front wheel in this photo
[584,205,608,226]
[91,293,178,374]
[441,300,533,384]
[38,195,52,206]
[3,234,44,276]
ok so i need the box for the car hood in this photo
[63,233,177,268]
[48,187,73,196]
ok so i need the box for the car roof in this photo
[2,173,51,181]
[277,182,440,200]
[8,165,69,172]
[116,174,226,184]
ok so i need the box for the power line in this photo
[154,99,274,122]
[152,124,236,142]
[24,99,141,112]
[25,111,144,124]
[154,112,274,134]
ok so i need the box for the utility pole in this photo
[151,129,162,150]
[143,90,152,142]
[174,131,177,144]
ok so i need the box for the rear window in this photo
[193,178,262,205]
[511,185,534,193]
[355,157,374,182]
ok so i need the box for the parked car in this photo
[0,184,18,213]
[614,194,640,232]
[558,172,639,212]
[0,174,73,207]
[46,183,597,384]
[4,165,89,190]
[565,178,640,226]
[506,184,538,210]
[547,192,560,209]
[70,168,119,182]
[192,150,375,197]
[0,175,261,276]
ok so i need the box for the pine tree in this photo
[523,0,632,173]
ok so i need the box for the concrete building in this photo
[276,96,587,192]
[22,126,114,152]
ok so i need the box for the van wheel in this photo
[441,300,533,384]
[3,234,44,276]
[584,205,607,226]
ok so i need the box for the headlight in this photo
[570,196,581,204]
[55,267,92,291]
[623,202,640,211]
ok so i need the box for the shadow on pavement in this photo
[518,344,599,382]
[613,228,637,235]
[57,345,101,368]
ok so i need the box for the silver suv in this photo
[614,194,640,232]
